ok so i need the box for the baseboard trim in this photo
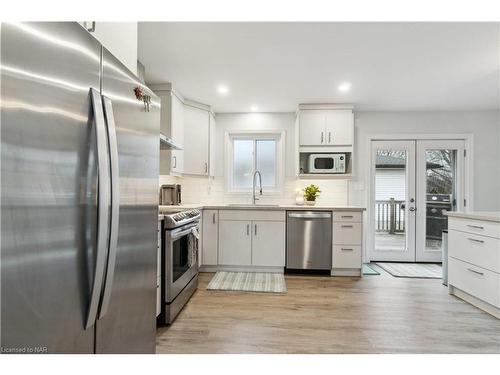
[331,268,362,277]
[449,285,500,319]
[199,265,285,274]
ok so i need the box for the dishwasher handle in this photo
[288,212,332,219]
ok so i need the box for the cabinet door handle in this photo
[467,224,484,230]
[205,162,208,174]
[254,224,257,235]
[172,155,177,169]
[341,215,353,219]
[247,224,250,236]
[468,238,485,244]
[341,248,353,251]
[328,132,331,143]
[467,268,484,276]
[321,132,324,144]
[341,225,354,228]
[212,213,216,224]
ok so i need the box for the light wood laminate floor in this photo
[156,271,500,353]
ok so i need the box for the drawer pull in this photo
[341,225,354,228]
[341,248,354,251]
[341,215,354,219]
[467,268,484,276]
[467,224,484,230]
[468,238,485,244]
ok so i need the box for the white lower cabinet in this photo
[252,221,285,267]
[219,220,252,266]
[201,210,218,266]
[448,215,500,318]
[217,210,285,269]
[331,211,363,276]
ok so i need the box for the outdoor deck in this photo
[375,232,442,251]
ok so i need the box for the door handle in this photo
[409,207,416,212]
[467,268,484,276]
[254,224,257,236]
[86,88,111,329]
[328,132,331,143]
[321,132,324,144]
[341,248,354,251]
[173,155,177,169]
[212,212,216,224]
[467,224,484,230]
[98,96,120,320]
[204,162,208,174]
[468,238,485,244]
[341,225,354,228]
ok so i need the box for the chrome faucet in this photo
[252,170,263,205]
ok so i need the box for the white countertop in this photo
[445,211,500,223]
[159,203,366,213]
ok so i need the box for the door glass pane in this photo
[425,149,456,252]
[374,149,407,251]
[256,140,276,188]
[233,139,254,188]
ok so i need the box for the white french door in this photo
[415,140,465,262]
[369,139,465,263]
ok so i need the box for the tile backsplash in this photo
[159,175,349,206]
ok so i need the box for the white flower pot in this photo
[305,200,316,206]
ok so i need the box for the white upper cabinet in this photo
[183,105,210,175]
[209,112,216,177]
[299,111,326,146]
[325,110,354,146]
[170,94,185,174]
[299,109,353,147]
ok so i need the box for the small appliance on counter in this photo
[160,184,182,205]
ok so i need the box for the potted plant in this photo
[303,184,321,206]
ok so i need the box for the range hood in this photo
[160,133,182,150]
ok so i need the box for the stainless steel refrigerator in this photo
[1,22,160,353]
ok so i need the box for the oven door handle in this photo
[171,225,198,240]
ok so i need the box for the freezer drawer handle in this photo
[98,96,120,320]
[341,248,354,251]
[86,88,111,329]
[341,225,354,228]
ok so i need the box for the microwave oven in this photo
[308,153,346,174]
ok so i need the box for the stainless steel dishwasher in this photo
[286,211,332,271]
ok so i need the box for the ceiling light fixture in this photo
[251,105,259,112]
[217,84,229,95]
[338,82,352,92]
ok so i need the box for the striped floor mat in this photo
[375,262,442,279]
[207,272,287,293]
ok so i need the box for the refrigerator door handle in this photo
[86,88,111,329]
[98,96,120,319]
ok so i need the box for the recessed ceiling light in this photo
[251,105,259,112]
[338,82,351,92]
[217,84,229,95]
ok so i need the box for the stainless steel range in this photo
[159,209,201,325]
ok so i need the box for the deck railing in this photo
[375,198,405,234]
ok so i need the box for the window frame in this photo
[225,130,285,194]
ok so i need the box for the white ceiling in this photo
[138,22,499,113]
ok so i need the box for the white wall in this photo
[161,112,348,206]
[350,111,500,210]
[84,22,138,74]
